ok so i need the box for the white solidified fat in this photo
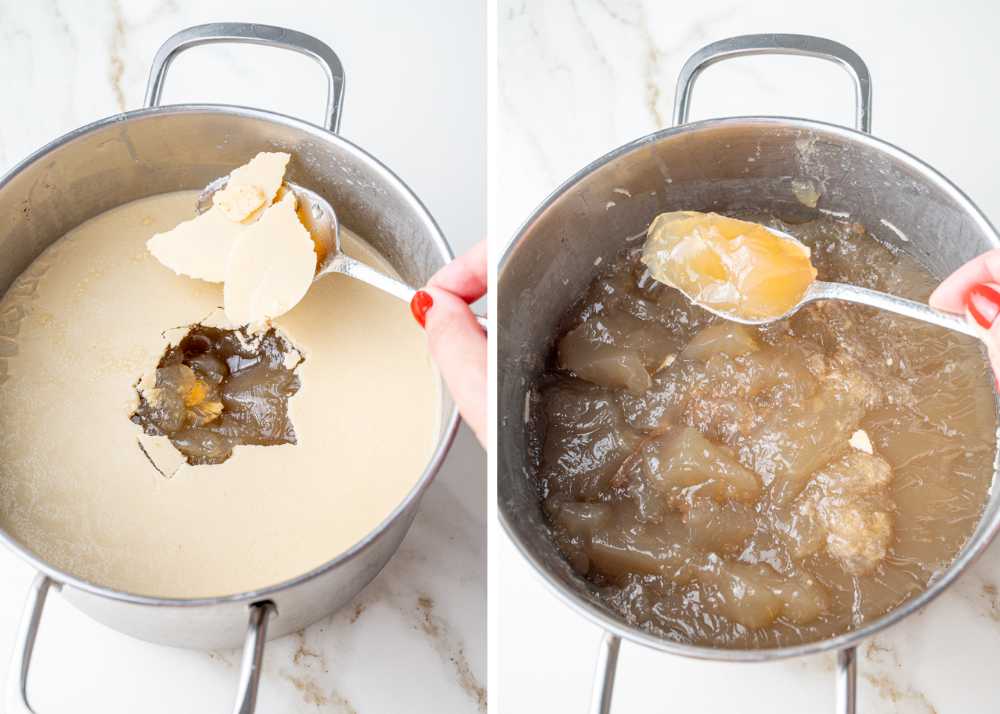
[145,152,315,325]
[223,192,317,325]
[849,429,874,454]
[145,207,247,283]
[215,151,288,220]
[0,190,440,598]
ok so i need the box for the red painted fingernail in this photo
[410,290,433,328]
[967,284,1000,329]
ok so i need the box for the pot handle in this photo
[586,634,858,713]
[672,34,872,134]
[143,22,346,133]
[5,573,276,714]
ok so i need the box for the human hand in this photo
[410,240,487,447]
[929,248,1000,383]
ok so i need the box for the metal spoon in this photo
[658,225,979,339]
[197,178,487,330]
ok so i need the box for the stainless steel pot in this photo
[498,34,1000,714]
[0,23,459,714]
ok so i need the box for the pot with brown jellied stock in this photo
[498,34,1000,714]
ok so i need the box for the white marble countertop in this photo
[0,2,485,712]
[499,1,1000,712]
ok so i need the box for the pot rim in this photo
[498,113,1000,661]
[0,102,461,608]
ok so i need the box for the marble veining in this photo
[0,1,485,712]
[499,1,1000,712]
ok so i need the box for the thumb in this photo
[415,286,486,446]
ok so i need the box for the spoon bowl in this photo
[661,224,981,340]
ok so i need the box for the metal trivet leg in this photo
[588,634,858,713]
[5,574,277,714]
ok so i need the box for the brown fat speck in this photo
[349,602,366,623]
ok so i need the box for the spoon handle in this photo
[808,281,980,339]
[325,255,488,330]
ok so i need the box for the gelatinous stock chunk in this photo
[642,211,818,320]
[781,450,895,575]
[132,325,302,466]
[558,311,676,394]
[539,381,641,501]
[638,426,762,506]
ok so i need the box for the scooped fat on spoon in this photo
[146,152,291,281]
[213,151,288,222]
[146,152,321,325]
[642,211,818,320]
[224,191,317,325]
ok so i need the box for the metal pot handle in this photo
[588,633,858,714]
[672,33,872,134]
[143,22,346,133]
[5,574,276,714]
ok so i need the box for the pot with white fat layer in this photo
[498,35,1000,714]
[0,23,459,714]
